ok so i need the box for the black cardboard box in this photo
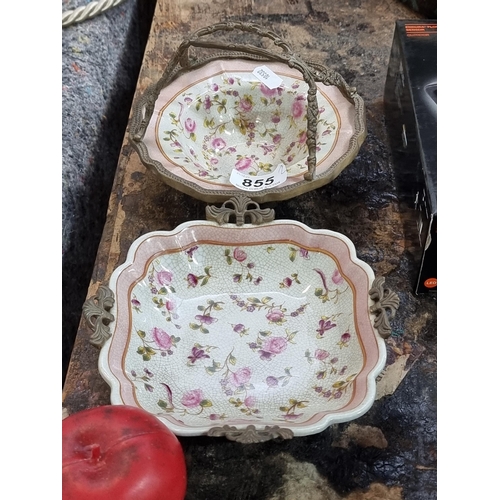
[384,20,437,294]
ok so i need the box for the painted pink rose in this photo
[266,309,285,323]
[283,413,303,420]
[260,83,278,97]
[194,314,217,325]
[184,96,193,104]
[203,95,212,110]
[151,327,173,350]
[273,134,282,144]
[298,130,307,144]
[210,158,219,165]
[282,277,292,288]
[131,298,141,308]
[233,248,247,262]
[332,269,344,285]
[184,118,196,132]
[262,336,287,354]
[338,332,351,348]
[156,270,173,285]
[181,389,203,408]
[165,298,175,312]
[291,97,305,119]
[244,396,256,408]
[229,367,252,386]
[187,273,198,287]
[235,157,252,171]
[211,137,227,150]
[228,77,235,85]
[314,349,330,361]
[266,376,279,387]
[238,96,253,112]
[233,323,246,333]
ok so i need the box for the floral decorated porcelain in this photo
[131,58,366,202]
[96,220,389,440]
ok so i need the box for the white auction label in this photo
[230,163,288,192]
[252,65,283,90]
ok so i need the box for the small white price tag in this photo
[230,163,288,192]
[252,65,283,90]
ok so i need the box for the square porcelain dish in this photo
[85,213,398,443]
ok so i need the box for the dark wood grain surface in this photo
[62,1,437,498]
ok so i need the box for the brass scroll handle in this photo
[82,285,115,348]
[207,424,294,443]
[205,194,275,226]
[369,277,400,339]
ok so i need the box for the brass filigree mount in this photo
[206,194,275,226]
[82,285,115,348]
[369,277,400,339]
[207,424,294,443]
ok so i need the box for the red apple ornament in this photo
[62,405,187,500]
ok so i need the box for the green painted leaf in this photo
[137,330,146,339]
[200,399,213,408]
[190,323,201,330]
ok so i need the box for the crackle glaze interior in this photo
[142,60,357,192]
[99,221,385,437]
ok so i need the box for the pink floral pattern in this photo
[152,327,173,350]
[123,239,366,428]
[158,71,340,183]
[135,327,180,360]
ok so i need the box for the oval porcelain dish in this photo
[92,220,393,442]
[129,22,366,204]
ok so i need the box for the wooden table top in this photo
[62,1,436,498]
